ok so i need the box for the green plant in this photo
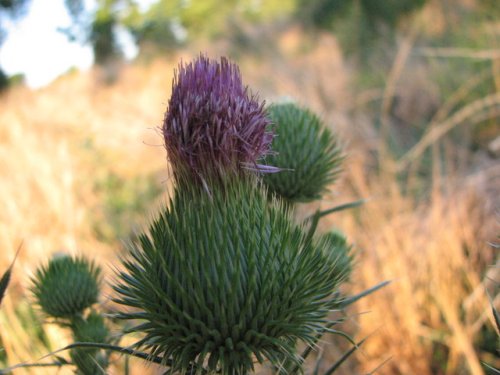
[1,55,384,375]
[263,103,343,203]
[31,255,101,319]
[28,254,112,375]
[114,176,352,374]
[110,55,375,374]
[70,311,110,375]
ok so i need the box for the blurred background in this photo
[0,0,499,374]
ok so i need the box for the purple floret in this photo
[162,55,275,183]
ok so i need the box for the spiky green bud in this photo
[263,103,343,203]
[113,179,349,374]
[317,231,353,282]
[70,311,109,375]
[31,255,101,319]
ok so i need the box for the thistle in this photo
[5,56,378,375]
[113,56,353,375]
[263,103,343,203]
[70,311,110,375]
[31,255,101,319]
[113,179,350,374]
[162,55,275,185]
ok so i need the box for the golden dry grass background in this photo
[0,18,499,375]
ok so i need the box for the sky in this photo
[0,0,153,88]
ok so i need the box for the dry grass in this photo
[327,155,499,374]
[0,26,498,375]
[0,60,176,374]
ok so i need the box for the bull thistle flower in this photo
[263,103,343,203]
[162,55,275,185]
[113,56,353,374]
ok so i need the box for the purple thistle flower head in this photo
[162,55,275,184]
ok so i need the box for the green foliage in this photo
[0,244,21,307]
[0,69,8,92]
[478,0,500,17]
[0,0,29,10]
[70,311,110,375]
[91,0,121,65]
[31,255,101,319]
[0,265,12,308]
[296,0,427,31]
[263,103,343,203]
[295,0,349,30]
[122,0,296,53]
[113,177,351,374]
[360,0,427,27]
[0,0,30,55]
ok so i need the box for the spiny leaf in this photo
[312,351,323,375]
[0,342,199,375]
[493,303,500,334]
[366,356,393,375]
[0,360,70,374]
[324,331,375,375]
[0,242,22,307]
[482,362,500,374]
[305,199,367,223]
[337,280,391,308]
[291,319,345,374]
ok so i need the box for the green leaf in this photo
[0,360,71,374]
[493,303,500,334]
[303,199,366,245]
[0,342,196,375]
[337,280,391,308]
[0,242,22,307]
[323,333,372,375]
[482,361,500,374]
[305,199,367,223]
[366,356,393,374]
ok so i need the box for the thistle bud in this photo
[263,103,343,203]
[162,55,274,185]
[113,180,349,374]
[70,311,109,375]
[31,255,101,319]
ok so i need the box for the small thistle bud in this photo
[70,311,109,375]
[162,55,274,184]
[263,103,343,203]
[316,231,353,282]
[31,255,101,319]
[113,179,350,374]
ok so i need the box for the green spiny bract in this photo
[263,103,343,203]
[31,255,101,319]
[113,178,350,374]
[316,231,353,284]
[70,311,110,375]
